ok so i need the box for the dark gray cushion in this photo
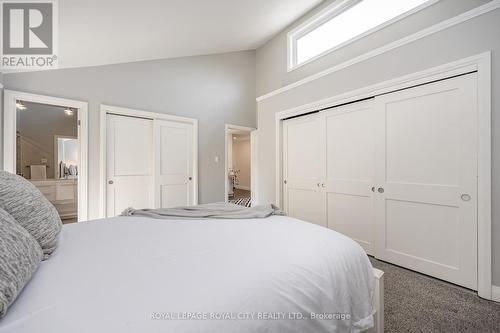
[0,207,43,318]
[0,171,62,259]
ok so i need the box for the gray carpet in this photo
[370,258,500,332]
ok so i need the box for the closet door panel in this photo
[282,114,326,227]
[327,193,373,251]
[106,115,154,217]
[374,74,478,289]
[154,120,194,208]
[161,184,189,208]
[287,187,326,226]
[324,101,375,254]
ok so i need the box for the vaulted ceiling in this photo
[57,0,322,68]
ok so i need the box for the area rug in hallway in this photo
[229,197,251,207]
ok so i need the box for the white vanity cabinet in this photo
[31,179,77,220]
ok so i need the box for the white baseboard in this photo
[235,185,250,191]
[492,285,500,302]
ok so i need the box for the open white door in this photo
[154,120,195,208]
[106,115,154,217]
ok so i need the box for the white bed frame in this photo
[369,268,385,333]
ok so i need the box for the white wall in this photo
[1,50,256,218]
[255,3,500,284]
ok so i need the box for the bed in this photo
[0,215,383,333]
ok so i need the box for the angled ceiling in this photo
[58,0,322,69]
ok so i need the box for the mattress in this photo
[0,216,375,333]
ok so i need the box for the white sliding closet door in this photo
[324,101,375,254]
[283,114,326,227]
[374,74,478,289]
[154,120,194,208]
[106,115,154,217]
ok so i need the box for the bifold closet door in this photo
[374,74,478,289]
[324,101,375,254]
[282,114,326,227]
[106,115,154,217]
[154,120,194,208]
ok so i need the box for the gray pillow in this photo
[0,171,62,259]
[0,207,43,318]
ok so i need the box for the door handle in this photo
[377,187,384,193]
[321,183,326,188]
[317,183,321,188]
[108,180,114,185]
[461,194,471,202]
[371,186,375,192]
[188,177,192,181]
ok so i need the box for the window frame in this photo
[287,0,441,71]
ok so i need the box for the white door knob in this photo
[461,194,471,201]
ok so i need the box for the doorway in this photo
[225,124,255,207]
[3,90,89,222]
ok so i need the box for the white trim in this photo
[99,104,198,218]
[287,0,440,72]
[273,52,492,299]
[492,285,500,303]
[258,0,500,102]
[476,52,492,301]
[224,124,255,203]
[234,185,250,191]
[3,90,89,222]
[101,104,197,124]
[250,130,259,205]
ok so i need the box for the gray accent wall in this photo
[255,4,500,284]
[256,0,492,96]
[1,51,256,218]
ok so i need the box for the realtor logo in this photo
[1,0,58,70]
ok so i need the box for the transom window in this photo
[288,0,438,70]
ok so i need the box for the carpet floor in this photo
[370,257,500,332]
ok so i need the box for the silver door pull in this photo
[461,194,471,201]
[371,186,375,192]
[108,180,114,185]
[188,177,192,181]
[321,183,326,188]
[317,183,321,187]
[377,187,384,193]
[283,180,287,184]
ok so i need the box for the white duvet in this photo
[0,216,375,333]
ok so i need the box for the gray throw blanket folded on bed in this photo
[121,203,285,219]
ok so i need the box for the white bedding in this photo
[0,216,375,333]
